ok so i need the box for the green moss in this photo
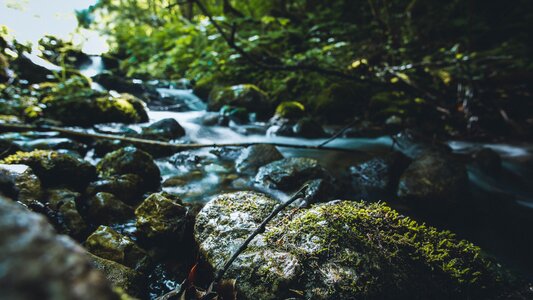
[264,201,502,298]
[208,84,272,118]
[275,101,306,119]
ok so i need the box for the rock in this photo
[92,72,159,100]
[85,225,151,272]
[392,129,452,158]
[0,164,42,205]
[208,84,273,119]
[473,148,502,175]
[11,52,56,83]
[97,146,161,191]
[86,192,134,225]
[135,192,188,241]
[348,152,411,200]
[43,90,149,127]
[89,253,146,298]
[292,117,327,138]
[195,192,505,299]
[0,150,97,190]
[46,188,88,238]
[0,195,117,300]
[397,151,468,210]
[219,105,249,124]
[275,101,306,119]
[141,118,185,140]
[86,174,144,205]
[0,138,22,159]
[301,178,338,205]
[235,144,283,175]
[255,157,333,191]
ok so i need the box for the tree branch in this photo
[0,123,366,154]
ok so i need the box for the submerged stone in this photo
[0,150,97,190]
[85,225,151,273]
[195,192,508,299]
[96,146,161,191]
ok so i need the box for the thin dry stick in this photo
[206,185,308,297]
[318,118,359,148]
[0,123,365,154]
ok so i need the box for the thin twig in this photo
[318,118,359,148]
[206,184,308,296]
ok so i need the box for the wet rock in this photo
[235,144,283,175]
[140,118,185,140]
[46,188,88,238]
[86,192,134,225]
[393,129,452,158]
[208,84,273,119]
[85,225,151,272]
[89,253,146,298]
[397,151,468,210]
[473,148,502,175]
[92,72,159,101]
[219,105,249,125]
[0,164,42,205]
[275,101,306,119]
[0,195,117,300]
[43,91,149,127]
[210,146,242,161]
[0,150,97,190]
[292,117,327,138]
[135,192,188,241]
[301,178,338,205]
[0,138,22,159]
[195,192,505,299]
[11,52,56,83]
[255,157,333,191]
[97,146,161,191]
[87,174,144,205]
[348,152,411,200]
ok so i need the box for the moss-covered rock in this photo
[275,101,306,119]
[0,150,97,190]
[85,226,150,272]
[88,253,146,298]
[86,192,134,225]
[135,192,187,241]
[43,91,149,127]
[45,188,88,239]
[0,164,42,205]
[86,174,144,206]
[255,157,334,191]
[96,147,161,191]
[195,192,508,299]
[397,150,468,211]
[208,84,273,118]
[312,82,366,123]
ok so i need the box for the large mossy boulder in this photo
[195,192,507,299]
[0,195,117,300]
[85,226,150,273]
[43,90,149,127]
[0,150,97,190]
[135,192,188,242]
[208,84,273,118]
[96,146,161,191]
[255,157,333,191]
[397,150,468,211]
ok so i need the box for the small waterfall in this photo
[79,56,105,78]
